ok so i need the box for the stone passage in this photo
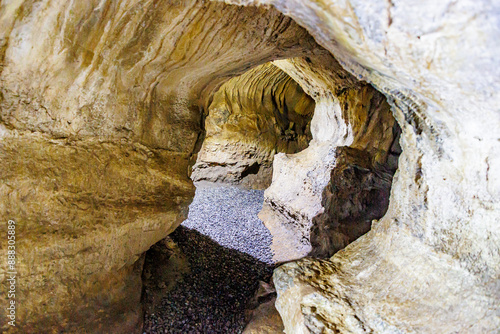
[142,182,276,333]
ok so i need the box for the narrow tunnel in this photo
[141,58,400,333]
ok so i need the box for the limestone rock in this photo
[0,1,322,332]
[223,0,500,332]
[243,299,285,334]
[0,132,194,333]
[1,0,499,332]
[192,63,315,189]
[261,54,397,262]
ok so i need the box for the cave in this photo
[140,60,399,332]
[1,0,498,333]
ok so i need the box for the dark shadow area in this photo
[310,124,402,258]
[142,226,275,334]
[240,162,261,178]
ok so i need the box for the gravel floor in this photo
[182,183,274,264]
[143,183,276,334]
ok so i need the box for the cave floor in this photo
[142,183,276,333]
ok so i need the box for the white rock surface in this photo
[224,0,500,332]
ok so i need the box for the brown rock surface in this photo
[0,0,498,332]
[224,0,500,332]
[243,281,284,334]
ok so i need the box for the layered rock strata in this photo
[0,0,498,333]
[223,0,500,332]
[191,63,315,189]
[261,54,398,262]
[0,1,321,332]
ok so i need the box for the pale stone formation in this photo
[191,63,315,189]
[0,1,321,332]
[0,0,498,332]
[223,0,500,332]
[261,54,397,262]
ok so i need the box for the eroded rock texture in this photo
[0,1,321,332]
[260,54,398,262]
[0,0,498,332]
[223,0,500,332]
[191,63,315,189]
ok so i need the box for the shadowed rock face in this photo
[1,0,499,333]
[261,55,398,262]
[192,63,315,189]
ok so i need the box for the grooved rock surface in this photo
[0,133,194,333]
[192,63,315,189]
[261,54,397,262]
[1,0,498,333]
[0,1,322,332]
[223,0,500,332]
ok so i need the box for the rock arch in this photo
[0,0,498,333]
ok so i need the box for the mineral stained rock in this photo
[261,54,398,262]
[1,0,499,333]
[0,1,320,332]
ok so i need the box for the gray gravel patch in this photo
[182,182,274,264]
[143,182,276,333]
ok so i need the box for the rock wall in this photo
[0,1,322,332]
[223,0,500,332]
[191,63,315,189]
[1,0,498,332]
[260,54,398,262]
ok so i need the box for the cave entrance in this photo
[141,54,402,332]
[141,61,316,333]
[190,62,316,190]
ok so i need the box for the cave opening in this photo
[80,2,404,333]
[141,56,401,333]
[141,61,316,333]
[2,0,495,332]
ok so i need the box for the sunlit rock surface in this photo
[0,1,320,332]
[0,0,498,332]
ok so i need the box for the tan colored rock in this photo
[142,237,189,315]
[0,132,193,333]
[0,0,498,332]
[261,55,397,262]
[192,62,315,189]
[0,1,322,332]
[243,299,285,334]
